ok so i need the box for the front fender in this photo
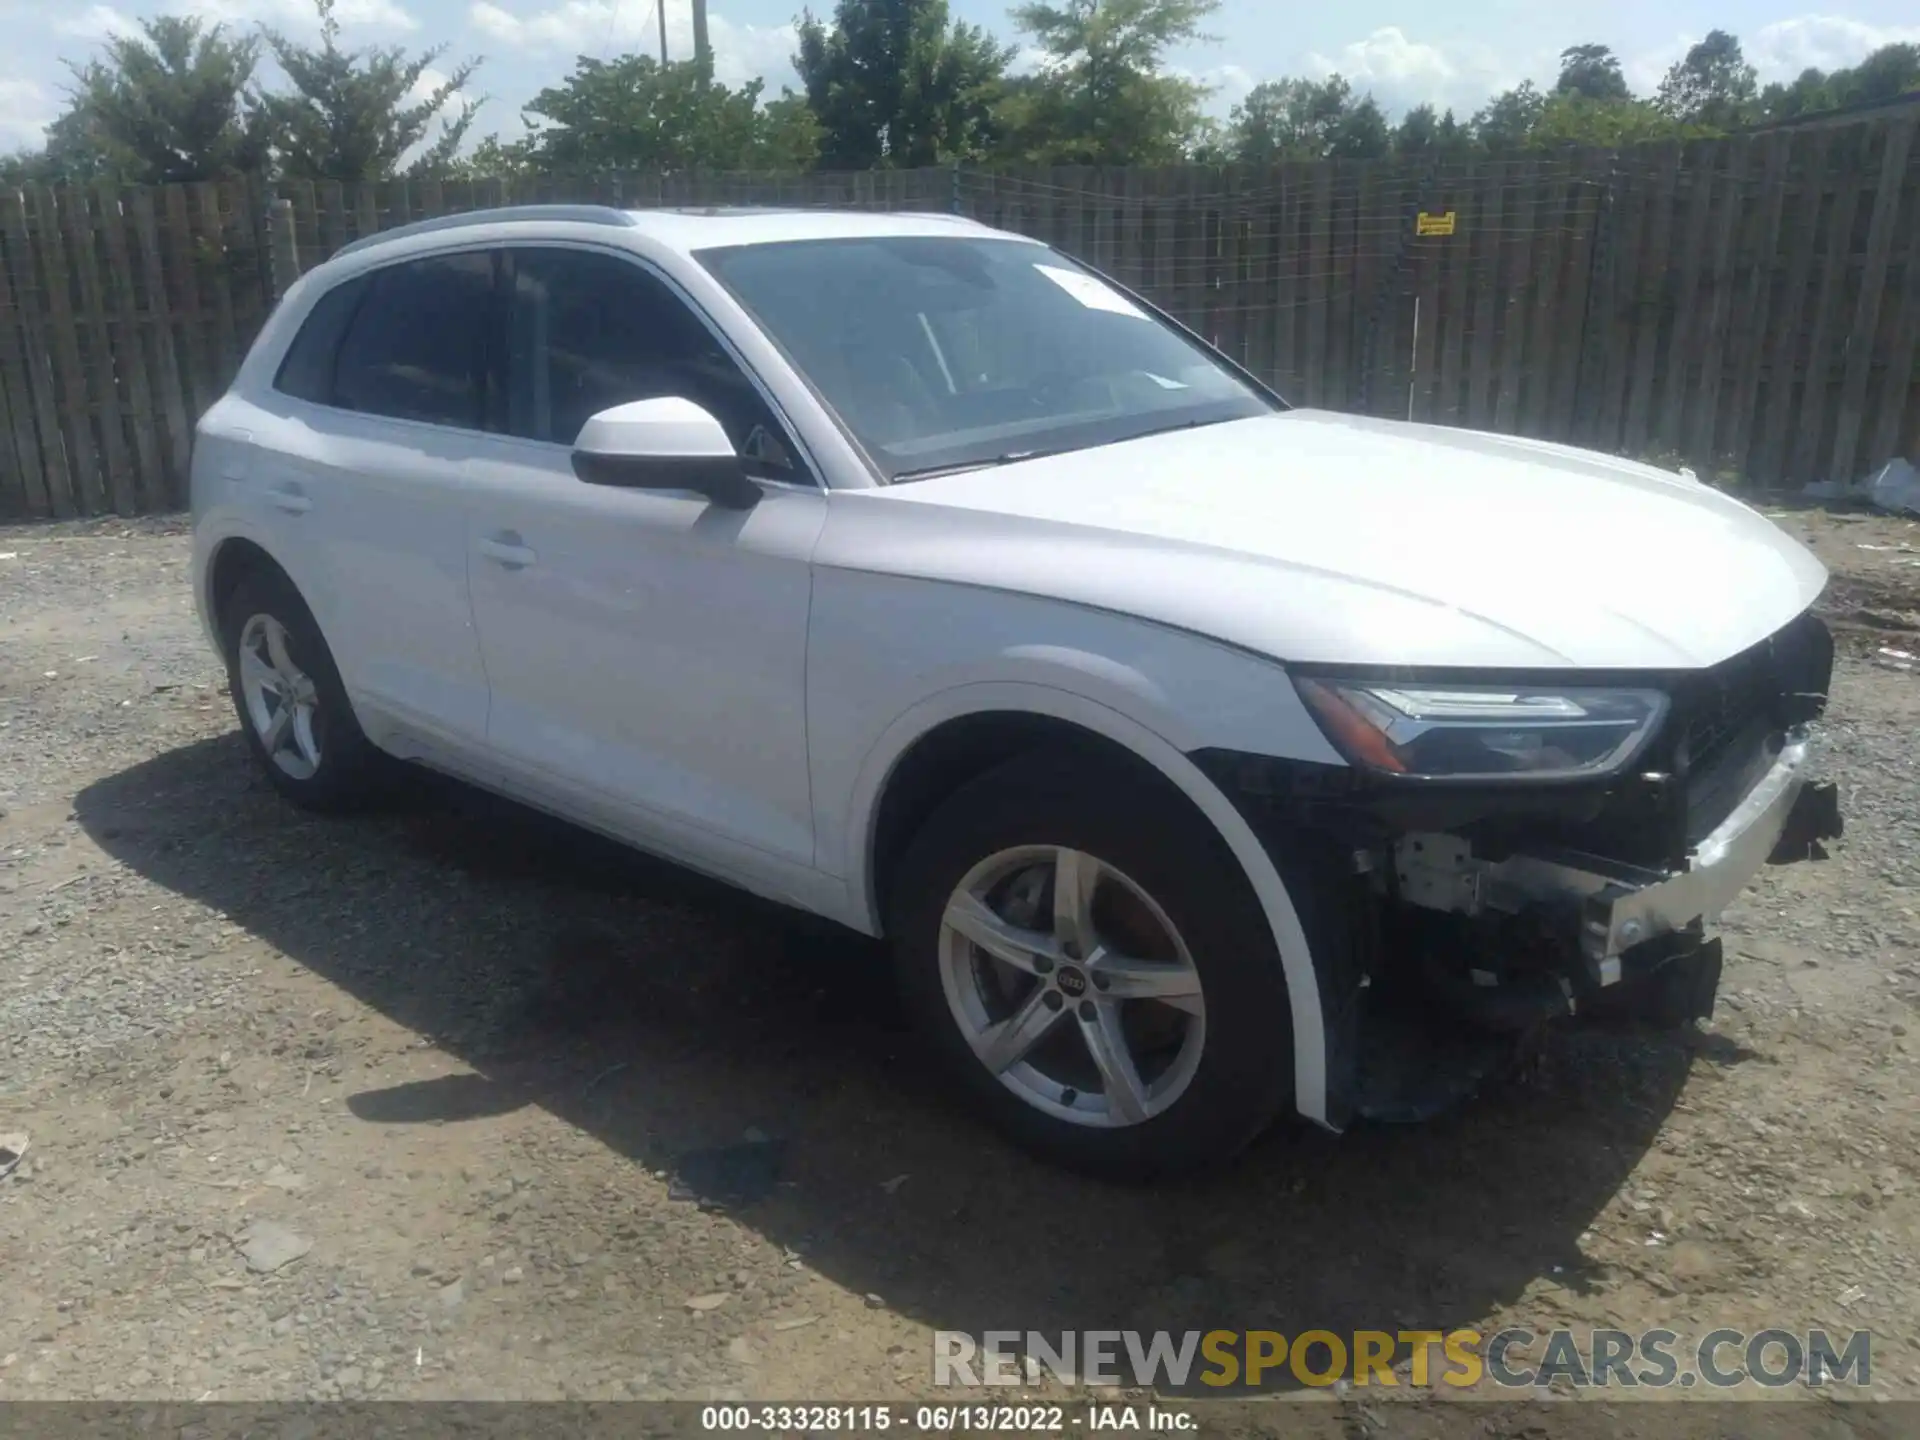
[807,570,1345,1126]
[847,679,1335,1129]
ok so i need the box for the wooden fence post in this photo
[268,197,301,299]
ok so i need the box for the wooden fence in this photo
[2,118,1918,519]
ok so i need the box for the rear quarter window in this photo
[273,274,370,404]
[331,252,497,429]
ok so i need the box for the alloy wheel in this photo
[237,612,324,781]
[938,845,1207,1128]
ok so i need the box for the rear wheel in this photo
[889,750,1295,1178]
[222,569,390,811]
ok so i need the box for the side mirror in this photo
[571,396,762,510]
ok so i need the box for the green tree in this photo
[1554,43,1629,102]
[440,131,535,180]
[794,0,1013,168]
[1225,78,1333,161]
[1758,66,1835,122]
[1469,78,1698,152]
[1330,94,1390,158]
[759,92,828,170]
[1001,0,1221,164]
[516,54,820,173]
[1756,67,1834,123]
[1756,42,1920,122]
[1391,102,1471,159]
[1845,42,1920,104]
[1471,80,1546,149]
[1,109,116,186]
[1530,93,1696,147]
[1655,29,1755,128]
[27,15,270,185]
[257,0,480,180]
[1222,79,1290,161]
[1224,75,1385,161]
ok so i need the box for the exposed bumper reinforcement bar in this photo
[1393,727,1842,987]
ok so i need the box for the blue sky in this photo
[4,0,1919,151]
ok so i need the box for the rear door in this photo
[262,249,499,750]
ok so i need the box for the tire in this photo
[888,749,1296,1178]
[221,568,391,812]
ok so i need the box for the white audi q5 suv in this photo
[191,204,1843,1174]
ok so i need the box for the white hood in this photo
[822,410,1829,670]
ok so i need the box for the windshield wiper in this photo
[891,444,1093,482]
[888,414,1242,485]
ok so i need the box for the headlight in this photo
[1293,678,1669,781]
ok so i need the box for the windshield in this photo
[697,235,1280,481]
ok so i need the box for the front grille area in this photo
[1681,719,1779,844]
[1676,654,1780,778]
[1666,608,1834,846]
[1668,608,1833,778]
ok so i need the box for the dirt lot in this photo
[2,503,1918,1426]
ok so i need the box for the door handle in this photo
[478,532,537,569]
[265,484,311,514]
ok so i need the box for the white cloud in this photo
[55,5,138,41]
[1172,61,1255,116]
[1623,36,1687,95]
[0,74,54,146]
[407,63,447,107]
[1305,27,1523,118]
[406,63,476,118]
[59,0,419,38]
[470,0,591,48]
[193,0,417,28]
[1628,15,1920,94]
[1006,44,1048,77]
[1747,15,1920,82]
[471,0,799,92]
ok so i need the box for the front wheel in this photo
[889,750,1296,1178]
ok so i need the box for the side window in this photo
[504,247,801,478]
[273,273,369,404]
[331,251,496,429]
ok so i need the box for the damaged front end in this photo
[1196,608,1845,1130]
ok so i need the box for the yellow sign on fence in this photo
[1416,210,1457,237]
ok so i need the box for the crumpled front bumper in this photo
[1394,726,1844,990]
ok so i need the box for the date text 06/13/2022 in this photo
[698,1405,1193,1432]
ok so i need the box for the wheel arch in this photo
[204,534,294,640]
[848,681,1332,1127]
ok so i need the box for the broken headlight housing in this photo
[1293,678,1669,781]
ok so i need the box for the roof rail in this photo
[331,204,638,259]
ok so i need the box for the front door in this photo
[463,244,825,878]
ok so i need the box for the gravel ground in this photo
[1,508,1917,1427]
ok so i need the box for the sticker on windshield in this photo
[1033,264,1149,319]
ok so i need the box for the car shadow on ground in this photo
[76,735,1716,1384]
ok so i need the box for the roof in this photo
[624,204,1005,252]
[329,202,1006,265]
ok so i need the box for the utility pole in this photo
[692,0,712,74]
[657,0,668,63]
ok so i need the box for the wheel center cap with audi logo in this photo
[1055,966,1089,998]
